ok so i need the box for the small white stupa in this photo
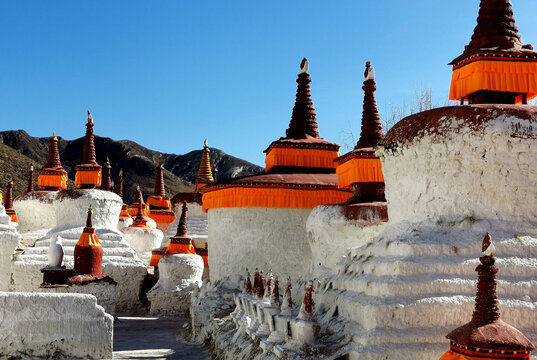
[121,198,164,266]
[147,202,204,315]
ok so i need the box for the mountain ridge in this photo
[0,130,264,202]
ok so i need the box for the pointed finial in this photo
[175,201,189,237]
[300,57,309,74]
[364,61,375,80]
[52,131,57,141]
[86,206,93,228]
[354,61,383,150]
[204,139,208,148]
[87,110,93,124]
[482,232,495,258]
[135,200,145,221]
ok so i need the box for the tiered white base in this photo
[11,190,146,311]
[313,219,537,359]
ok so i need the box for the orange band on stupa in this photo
[265,146,339,172]
[336,156,384,189]
[148,210,175,225]
[202,185,351,213]
[449,58,537,102]
[38,174,68,190]
[75,168,102,188]
[147,195,172,210]
[150,247,166,267]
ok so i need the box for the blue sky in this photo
[1,1,537,167]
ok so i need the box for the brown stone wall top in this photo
[381,105,537,146]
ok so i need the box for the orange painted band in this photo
[265,147,340,172]
[336,157,384,189]
[202,186,351,212]
[449,60,537,101]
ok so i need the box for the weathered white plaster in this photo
[11,189,147,311]
[377,110,537,225]
[307,204,387,270]
[13,192,57,232]
[39,281,117,315]
[305,108,537,359]
[117,216,133,230]
[121,226,164,266]
[0,291,113,359]
[208,207,313,282]
[0,204,21,291]
[147,253,203,315]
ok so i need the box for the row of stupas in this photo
[201,58,373,281]
[193,0,537,359]
[5,108,214,312]
[307,0,537,359]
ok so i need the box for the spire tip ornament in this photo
[300,58,309,74]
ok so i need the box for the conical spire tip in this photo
[365,61,375,80]
[86,206,93,228]
[482,232,495,257]
[300,58,309,74]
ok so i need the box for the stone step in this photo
[325,318,537,348]
[314,290,537,331]
[337,254,537,278]
[14,251,141,266]
[344,235,537,259]
[330,273,537,299]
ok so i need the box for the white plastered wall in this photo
[0,292,113,359]
[306,204,387,270]
[208,207,313,282]
[13,192,57,232]
[311,109,537,359]
[377,112,537,225]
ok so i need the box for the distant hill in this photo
[0,130,264,202]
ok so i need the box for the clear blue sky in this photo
[1,1,537,167]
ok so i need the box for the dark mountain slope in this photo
[0,130,264,202]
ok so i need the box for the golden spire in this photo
[195,139,215,192]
